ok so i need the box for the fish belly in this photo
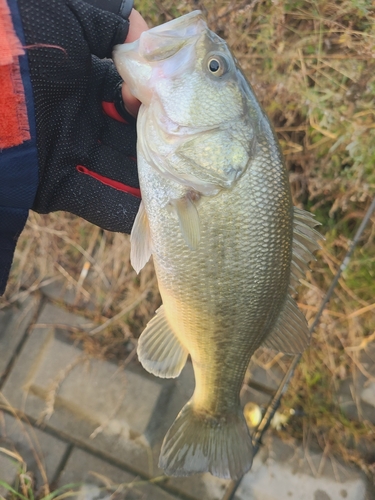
[139,143,293,411]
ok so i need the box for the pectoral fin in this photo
[263,295,310,354]
[171,195,201,250]
[130,201,152,274]
[137,305,188,378]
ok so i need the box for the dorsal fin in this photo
[290,207,323,292]
[264,207,322,354]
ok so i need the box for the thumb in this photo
[67,0,133,58]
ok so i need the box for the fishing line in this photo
[222,196,375,500]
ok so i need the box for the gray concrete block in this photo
[241,385,272,409]
[1,304,233,500]
[338,344,375,425]
[33,301,95,330]
[165,474,230,500]
[248,350,290,394]
[0,453,18,495]
[1,303,174,477]
[58,448,179,500]
[338,378,375,425]
[40,279,94,309]
[361,381,375,407]
[0,411,69,489]
[0,295,39,378]
[234,436,368,500]
[40,278,77,305]
[9,300,362,500]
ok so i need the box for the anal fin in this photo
[263,295,310,354]
[130,201,152,274]
[137,305,188,378]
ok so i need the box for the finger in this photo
[120,9,148,115]
[121,82,141,117]
[100,109,137,156]
[86,0,133,19]
[94,56,140,119]
[126,9,149,43]
[67,0,131,58]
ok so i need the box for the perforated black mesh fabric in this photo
[18,0,140,233]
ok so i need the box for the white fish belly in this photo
[138,143,293,411]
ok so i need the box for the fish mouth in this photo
[113,10,207,105]
[147,10,205,35]
[117,10,206,62]
[149,10,206,33]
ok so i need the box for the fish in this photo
[113,10,321,480]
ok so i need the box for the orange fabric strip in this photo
[0,0,30,148]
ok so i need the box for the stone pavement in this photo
[0,285,374,500]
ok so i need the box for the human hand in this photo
[122,9,149,116]
[18,0,147,233]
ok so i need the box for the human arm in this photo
[0,0,148,295]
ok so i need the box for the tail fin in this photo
[159,400,254,480]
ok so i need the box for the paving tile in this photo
[40,278,94,309]
[241,385,272,409]
[165,474,230,500]
[60,447,231,500]
[338,344,375,425]
[361,381,375,408]
[0,411,69,490]
[338,376,375,424]
[40,278,75,305]
[247,350,290,394]
[0,295,40,378]
[58,448,180,500]
[0,303,232,500]
[7,300,367,500]
[0,454,18,495]
[233,435,368,500]
[1,303,174,477]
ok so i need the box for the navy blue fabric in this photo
[0,0,39,295]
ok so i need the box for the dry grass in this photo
[1,212,161,362]
[2,0,375,489]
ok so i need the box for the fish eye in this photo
[207,55,228,77]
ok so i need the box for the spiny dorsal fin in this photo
[290,207,323,292]
[171,194,201,250]
[130,201,152,274]
[137,305,188,378]
[263,295,310,354]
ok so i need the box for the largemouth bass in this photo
[113,10,321,480]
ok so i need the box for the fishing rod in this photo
[222,196,375,500]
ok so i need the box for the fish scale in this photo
[113,10,321,480]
